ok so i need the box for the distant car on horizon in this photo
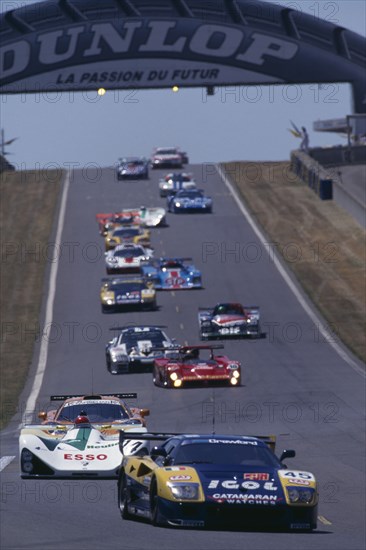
[116,157,149,180]
[151,147,188,169]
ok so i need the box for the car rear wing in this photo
[158,257,193,262]
[119,432,276,454]
[50,393,137,401]
[150,344,225,352]
[108,325,167,331]
[101,276,145,283]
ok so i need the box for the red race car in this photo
[152,345,241,388]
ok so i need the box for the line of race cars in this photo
[19,392,318,531]
[19,150,318,531]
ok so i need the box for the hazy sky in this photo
[1,0,365,169]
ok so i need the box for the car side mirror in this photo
[139,408,150,418]
[280,449,296,462]
[38,411,47,421]
[150,446,167,460]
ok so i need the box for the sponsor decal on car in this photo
[208,438,258,445]
[219,327,241,334]
[169,475,192,481]
[244,473,270,481]
[208,479,277,491]
[281,471,314,481]
[286,478,310,486]
[64,453,108,460]
[165,276,185,287]
[210,493,278,505]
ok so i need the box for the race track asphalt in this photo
[1,164,365,550]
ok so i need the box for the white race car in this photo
[158,173,197,197]
[20,393,149,478]
[105,243,153,274]
[20,422,147,478]
[106,325,177,374]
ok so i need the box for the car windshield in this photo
[113,228,140,237]
[169,175,191,182]
[161,261,183,269]
[114,247,144,258]
[111,216,134,224]
[121,330,166,349]
[214,304,244,315]
[176,191,203,198]
[57,402,129,422]
[157,148,177,155]
[179,348,214,363]
[174,441,280,467]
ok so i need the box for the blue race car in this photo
[140,258,202,290]
[167,189,212,213]
[118,432,318,530]
[116,157,149,180]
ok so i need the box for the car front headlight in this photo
[287,487,315,504]
[167,482,200,500]
[111,353,128,362]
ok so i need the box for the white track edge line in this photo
[20,170,71,426]
[0,456,16,472]
[216,164,365,378]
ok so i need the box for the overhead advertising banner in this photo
[0,2,365,112]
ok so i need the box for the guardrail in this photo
[290,150,333,200]
[290,149,366,227]
[309,145,366,167]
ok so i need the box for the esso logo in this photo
[64,453,108,461]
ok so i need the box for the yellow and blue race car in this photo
[117,432,318,531]
[100,276,156,312]
[104,225,151,251]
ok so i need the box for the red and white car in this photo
[153,345,241,388]
[151,147,188,169]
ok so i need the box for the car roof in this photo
[215,302,243,309]
[120,157,144,162]
[121,325,164,333]
[104,276,145,284]
[114,243,143,251]
[60,395,126,405]
[169,434,267,447]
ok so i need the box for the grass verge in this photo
[222,161,365,364]
[0,169,63,429]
